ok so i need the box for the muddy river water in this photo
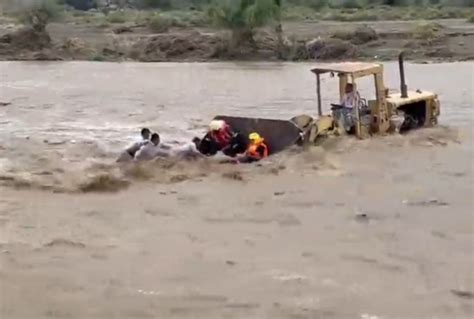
[0,61,473,319]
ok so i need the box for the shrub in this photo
[305,0,329,9]
[17,0,63,31]
[422,7,445,19]
[351,11,378,21]
[283,5,320,20]
[382,10,404,20]
[207,0,281,47]
[148,14,172,33]
[64,0,96,10]
[92,54,106,61]
[160,10,210,27]
[353,25,378,43]
[106,12,127,24]
[340,0,363,8]
[138,0,172,9]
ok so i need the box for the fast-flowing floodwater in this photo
[1,61,472,143]
[0,61,472,187]
[0,61,473,319]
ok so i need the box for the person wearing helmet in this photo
[197,120,233,156]
[208,120,232,150]
[240,132,268,163]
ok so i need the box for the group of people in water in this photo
[117,82,362,163]
[117,120,269,163]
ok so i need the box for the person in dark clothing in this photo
[208,120,232,150]
[222,131,248,157]
[197,132,220,156]
[197,130,248,158]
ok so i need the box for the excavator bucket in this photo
[214,115,302,154]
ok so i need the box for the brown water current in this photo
[0,61,473,319]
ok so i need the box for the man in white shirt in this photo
[340,83,361,109]
[332,83,362,133]
[134,133,168,161]
[170,137,203,160]
[116,128,151,162]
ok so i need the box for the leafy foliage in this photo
[18,0,64,31]
[207,0,281,46]
[148,13,173,32]
[63,0,96,10]
[208,0,279,29]
[106,11,128,23]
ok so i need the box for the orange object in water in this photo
[246,137,268,161]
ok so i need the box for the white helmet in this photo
[209,120,225,131]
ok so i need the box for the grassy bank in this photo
[283,5,472,21]
[52,4,473,37]
[3,0,473,27]
[1,1,473,63]
[63,5,474,26]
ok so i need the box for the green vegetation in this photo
[99,0,473,10]
[468,14,474,22]
[148,13,173,32]
[106,11,128,23]
[14,0,64,31]
[2,0,473,31]
[207,0,281,47]
[92,54,106,61]
[283,3,471,21]
[156,10,210,26]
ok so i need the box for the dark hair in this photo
[151,133,160,141]
[141,128,151,135]
[192,137,201,144]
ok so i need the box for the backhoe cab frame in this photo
[312,62,389,138]
[311,53,440,138]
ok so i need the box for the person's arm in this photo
[125,141,142,156]
[354,91,361,108]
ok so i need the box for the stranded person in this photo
[116,128,151,162]
[134,133,166,161]
[198,120,248,158]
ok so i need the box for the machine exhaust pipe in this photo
[399,51,408,98]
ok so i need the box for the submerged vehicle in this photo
[213,53,440,155]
